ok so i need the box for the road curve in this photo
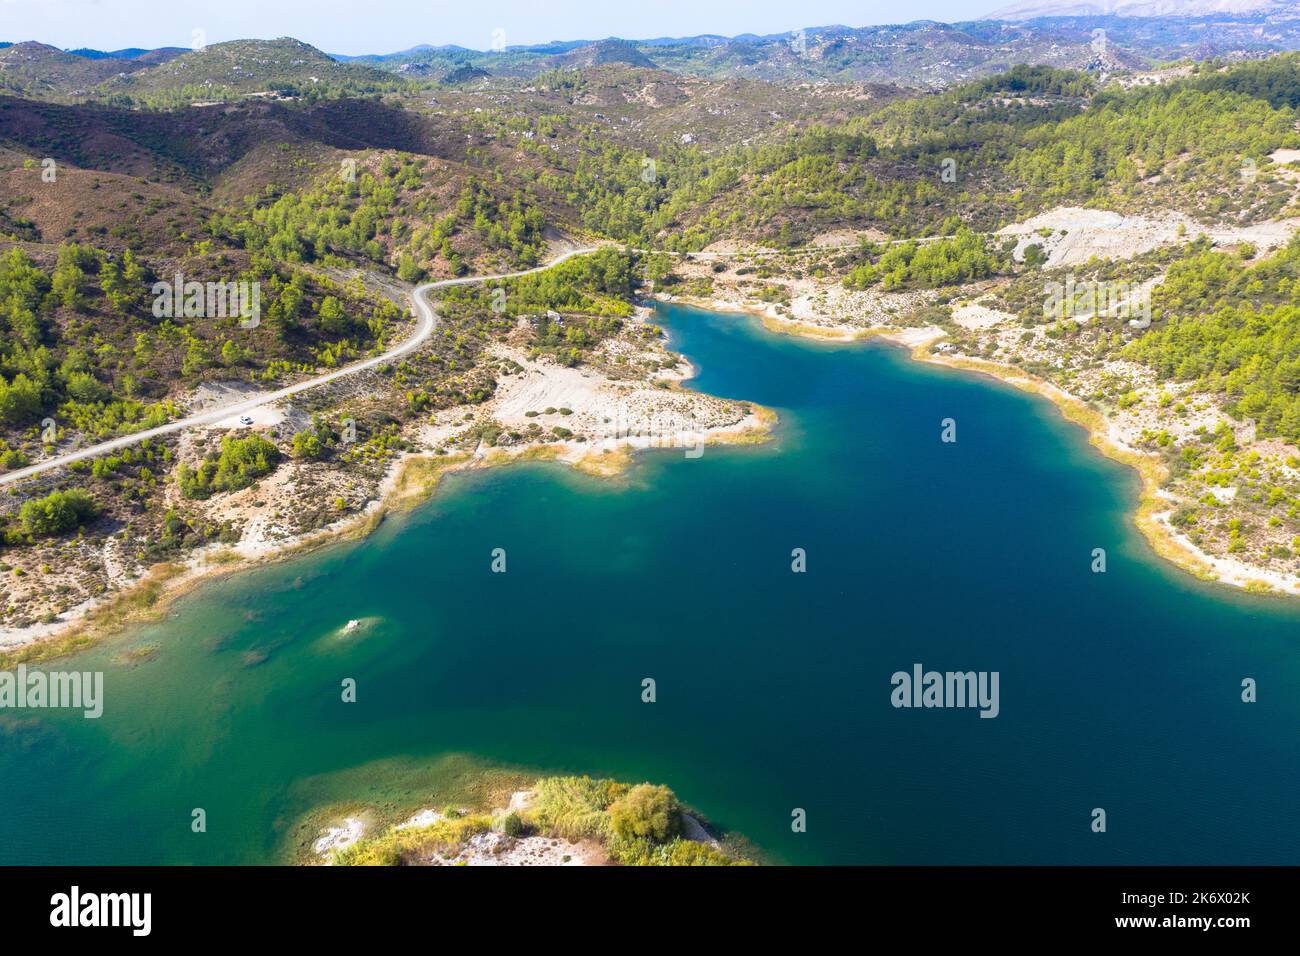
[0,247,599,488]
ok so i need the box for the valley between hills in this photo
[6,21,1300,660]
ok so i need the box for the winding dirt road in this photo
[0,247,598,488]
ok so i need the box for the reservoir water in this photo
[1,302,1297,864]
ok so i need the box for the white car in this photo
[239,416,254,427]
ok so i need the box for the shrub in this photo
[178,434,280,498]
[17,488,98,536]
[333,816,490,866]
[609,783,681,843]
[292,418,339,460]
[530,775,626,840]
[65,371,110,404]
[608,834,746,866]
[844,228,1004,291]
[0,448,27,470]
[292,430,326,459]
[0,373,42,425]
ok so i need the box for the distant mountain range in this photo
[64,47,183,61]
[7,8,1300,102]
[328,12,1300,86]
[987,0,1292,17]
[0,37,391,103]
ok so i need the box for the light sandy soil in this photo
[210,406,285,431]
[1,306,774,655]
[313,817,365,861]
[395,809,446,830]
[809,227,888,247]
[490,345,748,451]
[700,238,781,255]
[312,797,604,867]
[445,831,608,866]
[658,205,1300,596]
[188,381,266,415]
[663,264,941,341]
[1115,64,1194,90]
[313,786,723,866]
[934,291,1300,595]
[194,337,763,564]
[1157,517,1300,595]
[0,593,102,650]
[997,206,1300,268]
[185,380,293,433]
[952,302,1014,330]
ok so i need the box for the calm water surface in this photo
[1,302,1297,864]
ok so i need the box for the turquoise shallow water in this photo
[1,302,1298,865]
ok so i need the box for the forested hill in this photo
[6,57,1300,262]
[11,11,1300,103]
[4,40,1300,615]
[3,54,1298,458]
[604,59,1300,248]
[342,14,1300,87]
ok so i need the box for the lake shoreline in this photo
[9,282,1294,668]
[5,296,1299,868]
[664,290,1294,599]
[301,766,751,867]
[0,398,776,667]
[917,348,1297,597]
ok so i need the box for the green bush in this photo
[529,775,626,840]
[608,834,747,866]
[17,488,98,536]
[0,373,42,426]
[292,430,326,459]
[0,448,27,470]
[178,434,281,499]
[608,783,681,843]
[844,228,1004,291]
[333,816,490,866]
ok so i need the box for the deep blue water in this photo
[0,301,1296,865]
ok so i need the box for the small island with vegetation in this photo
[311,775,754,867]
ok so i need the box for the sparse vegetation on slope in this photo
[332,775,750,866]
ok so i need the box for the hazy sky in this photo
[0,0,1000,57]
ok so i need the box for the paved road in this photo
[0,247,598,488]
